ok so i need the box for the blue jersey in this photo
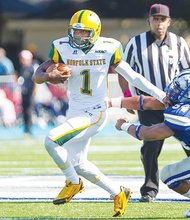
[164,103,190,150]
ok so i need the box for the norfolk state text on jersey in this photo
[67,59,106,66]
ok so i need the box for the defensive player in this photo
[32,9,165,217]
[111,69,190,217]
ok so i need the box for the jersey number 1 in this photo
[80,69,92,96]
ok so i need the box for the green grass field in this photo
[0,135,189,219]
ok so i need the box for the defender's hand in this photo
[115,118,129,130]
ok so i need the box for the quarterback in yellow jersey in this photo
[33,9,165,217]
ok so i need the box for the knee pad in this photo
[75,162,101,183]
[45,136,69,166]
[44,136,55,152]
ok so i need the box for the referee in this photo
[119,3,190,202]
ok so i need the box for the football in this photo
[46,63,71,74]
[57,63,69,72]
[46,63,71,84]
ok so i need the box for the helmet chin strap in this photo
[69,38,92,49]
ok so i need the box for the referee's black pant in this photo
[138,110,190,198]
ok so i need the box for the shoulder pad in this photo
[100,37,121,46]
[164,104,190,126]
[53,37,69,46]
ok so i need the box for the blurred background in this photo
[0,0,190,137]
[1,0,190,65]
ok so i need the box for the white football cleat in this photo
[184,210,190,218]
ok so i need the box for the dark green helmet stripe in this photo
[78,10,86,23]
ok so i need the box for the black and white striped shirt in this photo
[124,31,190,95]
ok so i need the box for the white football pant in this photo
[160,157,190,196]
[45,106,121,196]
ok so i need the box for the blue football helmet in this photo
[165,69,190,104]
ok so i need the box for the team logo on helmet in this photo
[165,69,190,104]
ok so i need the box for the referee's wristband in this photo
[135,124,143,140]
[121,122,133,132]
[111,97,122,108]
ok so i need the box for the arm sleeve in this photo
[115,60,166,102]
[48,42,63,63]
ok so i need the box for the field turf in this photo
[0,135,189,219]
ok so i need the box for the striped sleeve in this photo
[179,36,190,69]
[124,38,135,67]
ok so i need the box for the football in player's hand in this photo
[46,63,71,84]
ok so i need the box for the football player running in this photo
[111,69,190,218]
[33,9,166,217]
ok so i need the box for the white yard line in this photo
[0,175,188,203]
